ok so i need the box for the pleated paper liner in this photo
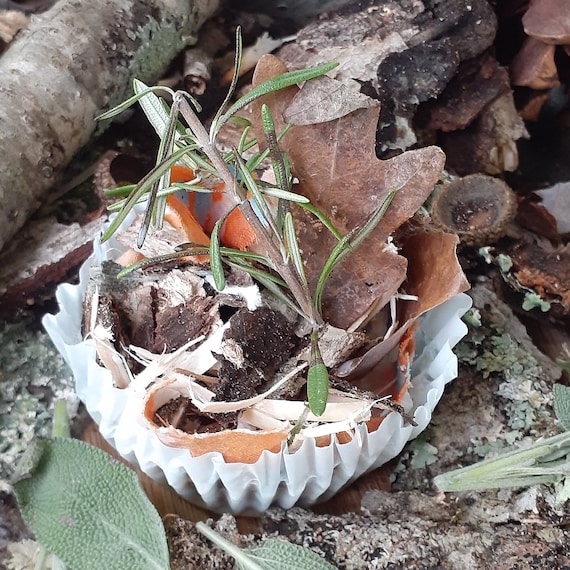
[43,205,471,514]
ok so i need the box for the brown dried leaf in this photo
[284,75,378,125]
[251,55,446,329]
[340,230,469,393]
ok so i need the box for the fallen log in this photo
[0,0,218,253]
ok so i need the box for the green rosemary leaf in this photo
[211,62,338,140]
[307,331,329,416]
[313,189,397,312]
[260,187,310,203]
[210,217,225,291]
[100,146,201,243]
[299,203,343,241]
[104,184,137,197]
[284,212,308,287]
[210,26,243,140]
[96,83,175,121]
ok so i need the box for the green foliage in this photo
[196,522,338,570]
[434,384,570,494]
[12,429,338,570]
[553,383,570,432]
[13,438,169,570]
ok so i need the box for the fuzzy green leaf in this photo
[433,431,570,492]
[553,384,570,432]
[13,438,169,570]
[196,523,338,570]
[248,539,338,570]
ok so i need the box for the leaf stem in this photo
[196,522,266,570]
[52,400,70,439]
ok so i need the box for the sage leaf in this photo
[13,438,169,570]
[433,431,570,492]
[248,539,339,570]
[196,522,338,570]
[553,383,570,432]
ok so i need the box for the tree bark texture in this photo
[0,0,219,253]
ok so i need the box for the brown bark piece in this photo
[509,239,570,314]
[523,0,570,44]
[0,216,103,318]
[510,36,559,89]
[429,174,517,246]
[0,0,219,254]
[426,55,512,132]
[441,93,528,175]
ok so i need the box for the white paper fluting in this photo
[43,205,471,514]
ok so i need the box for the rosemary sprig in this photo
[97,30,397,416]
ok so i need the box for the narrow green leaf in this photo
[210,217,225,291]
[307,331,329,416]
[210,26,243,142]
[227,260,305,318]
[284,212,308,287]
[260,187,310,203]
[96,84,175,121]
[261,104,290,229]
[299,203,343,241]
[211,62,339,139]
[132,79,173,138]
[13,438,169,570]
[104,184,137,198]
[234,151,282,241]
[100,145,198,243]
[116,247,210,278]
[313,189,397,313]
[138,93,182,247]
[553,384,570,432]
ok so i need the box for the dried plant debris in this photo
[523,0,570,45]
[275,0,532,175]
[80,47,470,463]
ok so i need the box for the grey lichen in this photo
[456,315,554,455]
[0,319,76,487]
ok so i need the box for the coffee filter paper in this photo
[43,206,471,514]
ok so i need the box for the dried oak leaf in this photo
[339,230,469,393]
[250,55,446,330]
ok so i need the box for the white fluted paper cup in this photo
[43,206,471,514]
